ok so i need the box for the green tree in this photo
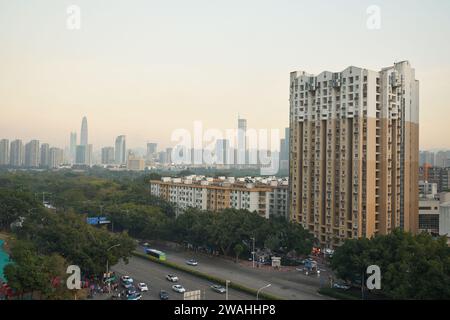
[330,229,450,299]
[233,244,244,263]
[4,240,72,299]
[0,189,41,231]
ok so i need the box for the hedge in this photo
[132,251,283,300]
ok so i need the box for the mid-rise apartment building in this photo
[150,176,289,218]
[289,61,419,248]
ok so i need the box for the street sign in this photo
[86,217,99,225]
[98,217,111,224]
[184,290,201,300]
[86,217,110,225]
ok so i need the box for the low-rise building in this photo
[419,180,438,199]
[419,198,440,234]
[127,155,145,171]
[439,193,450,246]
[150,176,289,218]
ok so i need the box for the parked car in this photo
[186,259,198,266]
[137,282,148,292]
[166,274,179,282]
[159,290,170,300]
[210,284,226,294]
[172,284,186,293]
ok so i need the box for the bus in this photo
[145,248,166,261]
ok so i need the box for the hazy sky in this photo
[1,0,450,150]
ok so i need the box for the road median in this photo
[132,251,283,300]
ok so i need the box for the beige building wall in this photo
[289,61,419,248]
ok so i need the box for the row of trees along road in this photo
[330,229,450,300]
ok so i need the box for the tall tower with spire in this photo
[80,116,88,146]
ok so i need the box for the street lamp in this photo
[105,244,121,294]
[225,280,230,301]
[250,237,255,268]
[106,244,121,274]
[256,284,271,300]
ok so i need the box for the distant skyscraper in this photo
[419,150,435,167]
[215,139,230,165]
[80,116,88,146]
[10,139,24,167]
[49,147,64,169]
[101,147,115,164]
[435,151,448,168]
[146,143,158,161]
[70,132,77,163]
[166,148,173,164]
[0,139,9,166]
[115,135,126,164]
[40,143,50,168]
[86,144,93,166]
[289,61,419,248]
[158,151,167,164]
[75,145,87,165]
[237,116,247,165]
[279,127,289,171]
[25,140,40,167]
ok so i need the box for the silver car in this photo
[210,284,226,294]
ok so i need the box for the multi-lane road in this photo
[111,243,332,300]
[111,256,254,300]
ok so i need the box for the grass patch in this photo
[132,251,283,300]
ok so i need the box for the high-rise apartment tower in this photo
[289,61,419,248]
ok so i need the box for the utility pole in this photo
[361,271,364,300]
[41,192,52,207]
[251,237,255,268]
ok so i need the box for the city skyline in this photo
[1,1,450,150]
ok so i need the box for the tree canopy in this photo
[330,229,450,299]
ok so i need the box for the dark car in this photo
[126,287,137,296]
[159,290,170,300]
[127,292,142,300]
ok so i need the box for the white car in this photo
[166,274,179,282]
[172,284,186,293]
[137,282,148,292]
[186,259,198,266]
